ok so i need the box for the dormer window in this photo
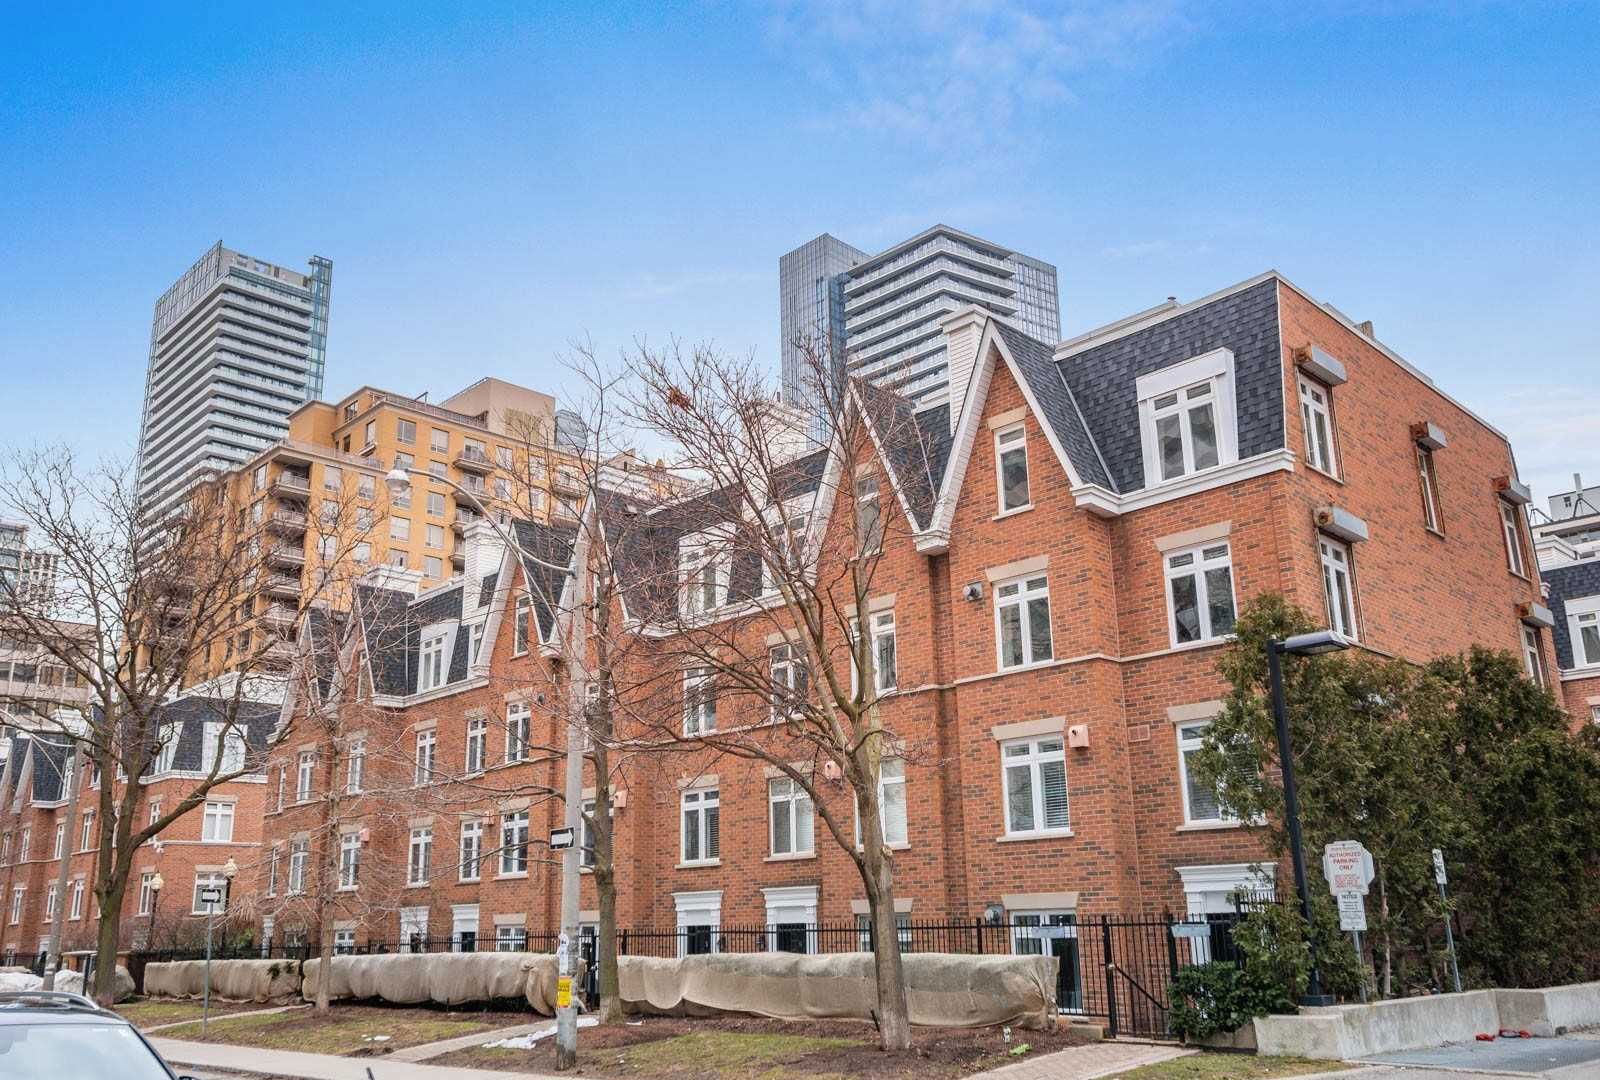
[418,629,450,692]
[994,424,1031,514]
[1568,599,1600,669]
[680,532,730,614]
[1137,348,1238,488]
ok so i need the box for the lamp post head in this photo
[1278,629,1353,657]
[149,872,163,892]
[222,857,239,880]
[384,468,410,499]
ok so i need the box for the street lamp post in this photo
[202,857,238,1036]
[1267,629,1350,1009]
[387,467,588,1069]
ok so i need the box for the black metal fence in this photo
[121,911,1265,1037]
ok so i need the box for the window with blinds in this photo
[1001,736,1069,835]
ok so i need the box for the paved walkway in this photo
[970,1040,1193,1079]
[142,1002,308,1033]
[387,1019,561,1062]
[150,1036,575,1080]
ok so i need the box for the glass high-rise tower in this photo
[135,242,332,528]
[779,225,1059,413]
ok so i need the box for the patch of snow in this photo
[484,1016,598,1049]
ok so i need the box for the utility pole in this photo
[554,524,590,1071]
[42,740,84,991]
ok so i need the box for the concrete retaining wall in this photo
[1254,981,1600,1060]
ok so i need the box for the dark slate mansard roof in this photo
[155,695,279,774]
[511,519,579,641]
[1543,560,1600,670]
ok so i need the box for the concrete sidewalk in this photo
[150,1036,577,1080]
[970,1040,1193,1079]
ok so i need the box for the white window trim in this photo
[417,621,456,693]
[680,787,720,866]
[850,611,899,696]
[993,423,1032,517]
[1297,375,1338,478]
[762,495,815,595]
[408,826,433,887]
[1176,721,1240,827]
[854,757,909,850]
[1501,500,1528,578]
[1567,596,1600,671]
[679,528,733,615]
[763,884,819,954]
[768,777,815,858]
[1137,348,1238,489]
[1318,536,1359,641]
[465,716,488,775]
[1416,444,1442,533]
[338,832,361,891]
[683,667,716,736]
[1522,625,1547,688]
[994,573,1054,672]
[1000,735,1071,838]
[673,889,723,957]
[1163,541,1237,648]
[505,701,531,763]
[499,810,530,877]
[414,729,437,786]
[460,819,484,882]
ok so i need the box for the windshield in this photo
[0,1020,173,1078]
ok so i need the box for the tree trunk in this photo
[315,907,334,1013]
[91,884,126,1006]
[594,765,620,1023]
[863,848,911,1051]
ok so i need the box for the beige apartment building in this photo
[208,377,582,677]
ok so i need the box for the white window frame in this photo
[1568,598,1600,670]
[684,667,716,735]
[768,777,815,858]
[79,812,94,853]
[414,729,436,785]
[1164,541,1237,647]
[339,832,361,890]
[1177,721,1238,826]
[201,801,235,843]
[1318,537,1359,641]
[296,751,315,802]
[506,701,530,762]
[68,879,83,920]
[994,423,1031,514]
[1501,500,1528,577]
[288,840,308,895]
[265,847,280,897]
[460,819,484,882]
[8,887,22,925]
[679,532,731,615]
[137,874,156,915]
[418,627,450,692]
[44,882,57,920]
[1001,735,1070,837]
[854,757,908,848]
[512,593,533,655]
[851,611,898,695]
[680,787,720,865]
[1417,444,1442,532]
[762,496,813,594]
[1521,626,1547,688]
[465,716,487,774]
[496,923,528,952]
[855,471,883,554]
[52,823,63,860]
[408,826,433,886]
[994,573,1053,671]
[346,739,365,793]
[769,642,809,719]
[1297,376,1337,477]
[1137,349,1237,487]
[499,811,529,875]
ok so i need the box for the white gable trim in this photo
[915,320,1085,554]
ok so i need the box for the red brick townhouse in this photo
[0,691,278,966]
[1538,547,1600,726]
[258,270,1548,965]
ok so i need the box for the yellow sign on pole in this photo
[556,976,573,1008]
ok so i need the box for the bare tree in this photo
[0,447,374,1002]
[620,338,936,1051]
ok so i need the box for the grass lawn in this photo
[1108,1054,1350,1079]
[115,998,276,1029]
[156,1002,533,1056]
[431,1015,1091,1078]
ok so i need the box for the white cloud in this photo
[765,0,1192,150]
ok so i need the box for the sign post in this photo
[1433,848,1462,993]
[1324,841,1375,1004]
[200,885,222,1035]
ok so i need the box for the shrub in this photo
[1167,962,1284,1040]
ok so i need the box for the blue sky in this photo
[2,1,1595,503]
